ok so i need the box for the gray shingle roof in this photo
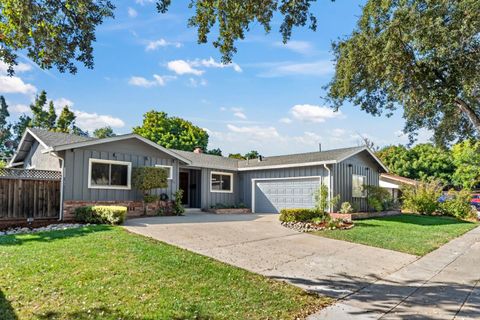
[238,146,367,169]
[30,128,96,147]
[170,149,239,171]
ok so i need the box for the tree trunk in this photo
[455,98,480,134]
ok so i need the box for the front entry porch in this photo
[179,168,202,208]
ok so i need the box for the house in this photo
[380,173,417,202]
[9,128,388,218]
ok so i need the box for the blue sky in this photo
[0,1,430,156]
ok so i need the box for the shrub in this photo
[314,184,340,213]
[339,202,354,214]
[74,206,127,225]
[279,208,325,222]
[173,189,185,215]
[132,167,168,214]
[364,185,393,212]
[401,180,442,215]
[143,194,159,203]
[439,189,476,220]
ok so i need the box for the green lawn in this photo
[0,226,331,320]
[314,214,478,256]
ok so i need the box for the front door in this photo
[179,172,189,205]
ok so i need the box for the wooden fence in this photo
[0,169,61,220]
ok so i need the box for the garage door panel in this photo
[254,177,321,213]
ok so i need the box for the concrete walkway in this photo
[311,226,480,319]
[124,213,416,298]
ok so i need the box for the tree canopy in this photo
[451,140,480,189]
[327,0,480,146]
[0,96,12,158]
[93,126,116,139]
[0,0,115,75]
[133,111,209,151]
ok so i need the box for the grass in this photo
[0,226,331,320]
[314,214,478,256]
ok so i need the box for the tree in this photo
[0,0,115,75]
[206,148,222,156]
[451,140,480,189]
[228,153,246,160]
[244,150,262,159]
[376,145,414,178]
[133,111,209,151]
[0,96,13,157]
[156,0,321,63]
[327,1,480,146]
[93,126,116,139]
[56,106,76,133]
[29,91,53,129]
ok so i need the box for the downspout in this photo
[48,151,65,221]
[323,164,332,213]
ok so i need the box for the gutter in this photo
[48,151,65,221]
[323,163,332,213]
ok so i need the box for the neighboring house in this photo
[380,173,417,202]
[9,128,388,218]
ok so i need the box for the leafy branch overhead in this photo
[0,0,115,75]
[157,0,322,63]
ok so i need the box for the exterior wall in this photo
[63,138,180,202]
[23,141,61,170]
[332,151,382,211]
[199,168,239,210]
[238,166,327,209]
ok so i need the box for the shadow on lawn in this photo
[0,225,113,246]
[0,289,17,320]
[36,305,213,320]
[272,273,480,319]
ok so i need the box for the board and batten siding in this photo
[63,139,180,201]
[199,168,239,210]
[238,166,328,209]
[331,151,382,211]
[23,140,61,171]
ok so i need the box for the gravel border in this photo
[0,223,91,236]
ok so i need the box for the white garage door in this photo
[253,177,321,213]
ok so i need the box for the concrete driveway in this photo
[124,213,417,298]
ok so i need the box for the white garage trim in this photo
[251,175,322,213]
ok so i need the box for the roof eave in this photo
[237,160,336,171]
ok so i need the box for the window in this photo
[155,164,173,179]
[352,174,366,198]
[210,172,233,193]
[88,159,131,190]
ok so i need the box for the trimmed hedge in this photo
[279,208,324,222]
[74,206,127,225]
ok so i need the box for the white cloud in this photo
[331,128,346,137]
[290,104,342,123]
[0,62,32,74]
[128,74,175,87]
[227,124,280,140]
[220,107,227,112]
[127,7,138,18]
[258,60,333,77]
[274,40,313,55]
[0,76,37,95]
[190,57,242,72]
[53,98,74,108]
[188,77,207,87]
[74,110,125,131]
[167,60,204,76]
[135,0,153,5]
[145,38,182,51]
[279,117,292,124]
[233,111,247,120]
[293,131,322,145]
[10,104,30,114]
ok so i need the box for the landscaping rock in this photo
[0,223,90,236]
[281,221,354,232]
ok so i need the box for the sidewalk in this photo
[310,226,480,319]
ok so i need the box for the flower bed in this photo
[279,208,354,232]
[281,220,354,232]
[0,223,89,236]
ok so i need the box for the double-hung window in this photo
[88,159,131,190]
[210,172,233,193]
[352,174,366,198]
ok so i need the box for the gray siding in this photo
[199,168,239,210]
[63,139,179,201]
[24,141,61,170]
[239,166,327,209]
[332,150,382,211]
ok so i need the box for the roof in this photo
[29,127,96,147]
[238,146,382,170]
[380,173,417,186]
[171,149,239,171]
[9,128,96,165]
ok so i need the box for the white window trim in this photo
[155,164,174,180]
[352,174,367,198]
[88,158,132,190]
[210,171,234,193]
